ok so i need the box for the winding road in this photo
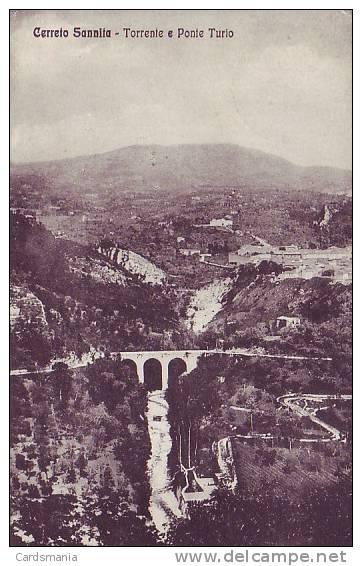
[277,393,352,441]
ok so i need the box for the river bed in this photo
[186,277,232,334]
[146,391,182,534]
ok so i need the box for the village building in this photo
[179,248,201,257]
[199,253,212,262]
[228,252,250,266]
[228,246,274,266]
[210,217,233,228]
[228,243,352,284]
[176,469,216,516]
[276,316,301,331]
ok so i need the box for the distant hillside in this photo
[10,213,184,366]
[203,265,352,357]
[11,144,351,196]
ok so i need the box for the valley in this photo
[10,144,352,547]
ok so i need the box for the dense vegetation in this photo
[166,354,351,545]
[10,357,156,546]
[202,264,352,358]
[166,482,352,546]
[168,354,351,455]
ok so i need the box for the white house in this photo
[179,248,201,257]
[210,217,233,228]
[276,316,301,330]
[199,253,212,263]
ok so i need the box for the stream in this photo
[146,390,182,534]
[145,278,231,533]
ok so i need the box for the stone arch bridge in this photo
[113,349,204,391]
[111,348,333,391]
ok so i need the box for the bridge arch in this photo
[168,357,188,385]
[144,358,163,392]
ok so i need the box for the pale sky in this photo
[10,9,352,168]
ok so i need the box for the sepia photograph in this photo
[9,8,352,550]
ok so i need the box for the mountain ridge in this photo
[11,143,351,195]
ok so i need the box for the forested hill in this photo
[10,213,188,368]
[11,144,351,196]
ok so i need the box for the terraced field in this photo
[232,441,349,500]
